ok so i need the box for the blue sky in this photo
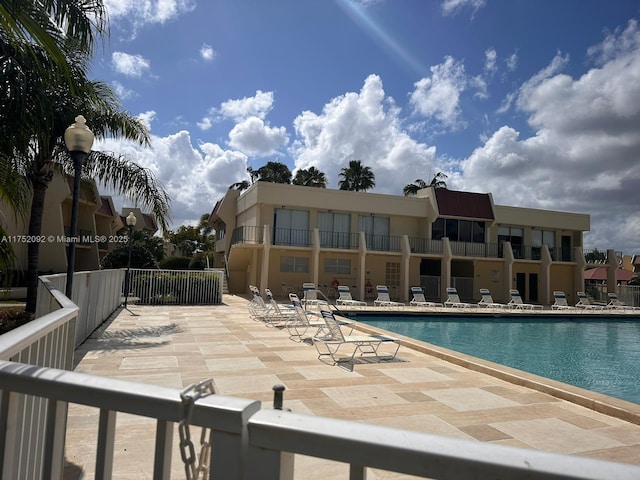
[93,0,640,253]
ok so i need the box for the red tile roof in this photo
[434,189,494,220]
[584,267,636,282]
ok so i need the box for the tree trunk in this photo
[24,178,49,314]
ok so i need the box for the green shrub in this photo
[0,309,34,335]
[102,245,158,269]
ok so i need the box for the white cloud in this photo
[458,20,640,252]
[111,81,135,100]
[200,43,216,62]
[506,51,518,72]
[484,48,497,76]
[441,0,486,17]
[104,0,196,33]
[95,130,249,230]
[137,111,156,130]
[292,74,438,193]
[410,56,476,130]
[112,52,151,77]
[228,117,289,157]
[219,90,275,122]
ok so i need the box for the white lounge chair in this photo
[373,285,404,308]
[335,285,367,307]
[477,288,509,309]
[409,286,443,308]
[575,292,604,310]
[606,293,640,311]
[286,293,329,341]
[247,285,269,320]
[263,288,297,326]
[444,287,473,308]
[313,308,400,365]
[551,291,574,310]
[508,289,544,310]
[302,282,329,307]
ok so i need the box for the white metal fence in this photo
[126,268,223,305]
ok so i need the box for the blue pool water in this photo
[352,315,640,405]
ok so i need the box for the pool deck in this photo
[64,295,640,479]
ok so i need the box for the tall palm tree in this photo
[4,43,170,314]
[429,171,448,189]
[292,166,327,188]
[403,178,428,196]
[338,160,375,192]
[256,161,292,184]
[229,180,250,191]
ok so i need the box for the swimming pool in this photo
[349,315,640,405]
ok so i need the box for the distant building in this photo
[209,182,601,305]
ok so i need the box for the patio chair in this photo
[508,289,544,310]
[409,286,443,308]
[287,294,353,342]
[551,291,574,310]
[444,287,473,308]
[477,288,509,309]
[606,293,640,311]
[302,282,329,308]
[247,285,270,320]
[373,285,405,308]
[313,307,400,365]
[263,288,297,326]
[575,291,604,310]
[335,285,367,307]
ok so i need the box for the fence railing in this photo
[1,359,638,479]
[127,268,223,305]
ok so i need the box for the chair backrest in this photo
[479,288,494,303]
[376,285,391,301]
[303,283,318,301]
[553,291,569,306]
[509,289,524,305]
[446,287,462,303]
[576,292,590,305]
[289,293,310,324]
[337,285,353,301]
[607,293,622,306]
[320,308,345,342]
[264,288,284,313]
[410,287,426,302]
[250,285,266,307]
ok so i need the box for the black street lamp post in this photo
[63,115,94,299]
[123,212,137,309]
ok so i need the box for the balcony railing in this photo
[230,227,585,262]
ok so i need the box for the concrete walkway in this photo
[64,295,640,479]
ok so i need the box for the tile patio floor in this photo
[64,295,640,479]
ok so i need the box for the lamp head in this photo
[64,115,94,154]
[126,212,137,227]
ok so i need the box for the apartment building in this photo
[209,182,593,306]
[1,173,156,274]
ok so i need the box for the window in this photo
[385,262,400,289]
[280,256,309,273]
[324,258,351,274]
[274,208,309,246]
[498,226,524,258]
[532,229,556,260]
[358,215,390,250]
[318,212,351,248]
[432,218,486,243]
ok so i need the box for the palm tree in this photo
[338,160,375,192]
[429,171,448,189]
[403,179,428,196]
[292,166,327,188]
[3,44,170,314]
[0,0,107,92]
[255,161,292,184]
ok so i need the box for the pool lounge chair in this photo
[263,288,297,326]
[286,293,330,341]
[551,291,574,310]
[373,285,405,308]
[247,285,270,320]
[606,293,640,311]
[335,285,367,307]
[508,289,544,310]
[302,282,329,308]
[477,288,509,309]
[409,286,443,308]
[313,308,400,365]
[575,291,605,310]
[444,287,473,308]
